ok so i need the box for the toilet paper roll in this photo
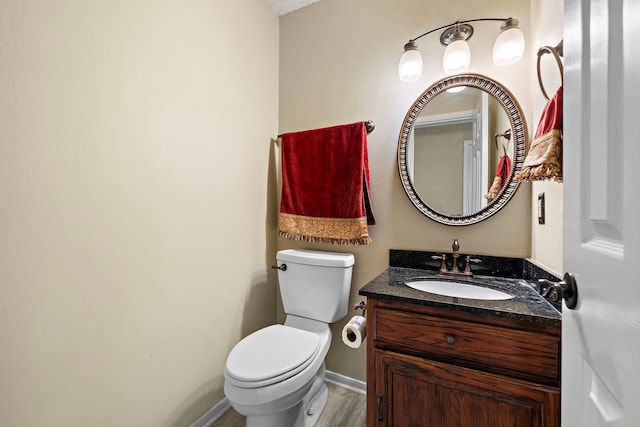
[342,315,366,348]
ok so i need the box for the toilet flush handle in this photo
[271,264,287,271]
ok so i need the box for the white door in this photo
[563,0,640,425]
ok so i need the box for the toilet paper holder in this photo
[343,303,367,349]
[354,301,366,316]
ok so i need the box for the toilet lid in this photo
[225,325,320,386]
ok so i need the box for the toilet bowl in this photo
[223,249,354,427]
[224,317,331,427]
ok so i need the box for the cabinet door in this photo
[373,349,559,427]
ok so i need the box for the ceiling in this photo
[265,0,321,16]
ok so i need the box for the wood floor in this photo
[211,382,366,427]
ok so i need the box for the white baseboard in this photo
[325,370,367,395]
[189,370,366,427]
[189,398,231,427]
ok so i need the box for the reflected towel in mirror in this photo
[485,154,512,202]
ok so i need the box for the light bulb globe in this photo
[443,40,471,75]
[399,46,423,82]
[493,26,525,66]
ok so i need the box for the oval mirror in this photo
[398,74,528,225]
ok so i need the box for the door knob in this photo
[538,272,578,309]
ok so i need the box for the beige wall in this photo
[530,0,564,275]
[279,0,533,382]
[0,1,279,426]
[0,0,565,424]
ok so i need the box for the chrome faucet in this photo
[431,239,481,278]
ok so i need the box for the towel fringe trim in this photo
[278,231,371,246]
[515,129,563,182]
[515,164,563,182]
[278,213,372,246]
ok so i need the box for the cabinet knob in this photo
[445,335,456,345]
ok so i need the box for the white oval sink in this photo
[406,280,513,300]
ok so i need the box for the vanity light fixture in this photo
[398,18,525,82]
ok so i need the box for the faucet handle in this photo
[464,256,482,273]
[431,254,447,273]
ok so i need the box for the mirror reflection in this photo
[407,87,513,216]
[398,74,527,226]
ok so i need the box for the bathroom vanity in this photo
[359,252,562,427]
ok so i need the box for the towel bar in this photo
[364,120,375,134]
[537,40,563,101]
[277,120,375,138]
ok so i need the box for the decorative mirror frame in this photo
[398,73,528,226]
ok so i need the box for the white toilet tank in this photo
[276,249,354,323]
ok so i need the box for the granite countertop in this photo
[359,266,562,326]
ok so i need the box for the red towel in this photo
[516,86,563,182]
[485,155,512,202]
[279,121,375,245]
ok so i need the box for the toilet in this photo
[224,249,354,427]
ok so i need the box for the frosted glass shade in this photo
[398,48,423,82]
[493,27,525,66]
[442,40,471,75]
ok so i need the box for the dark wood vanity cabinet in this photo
[366,298,561,427]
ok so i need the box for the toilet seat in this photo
[225,325,321,388]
